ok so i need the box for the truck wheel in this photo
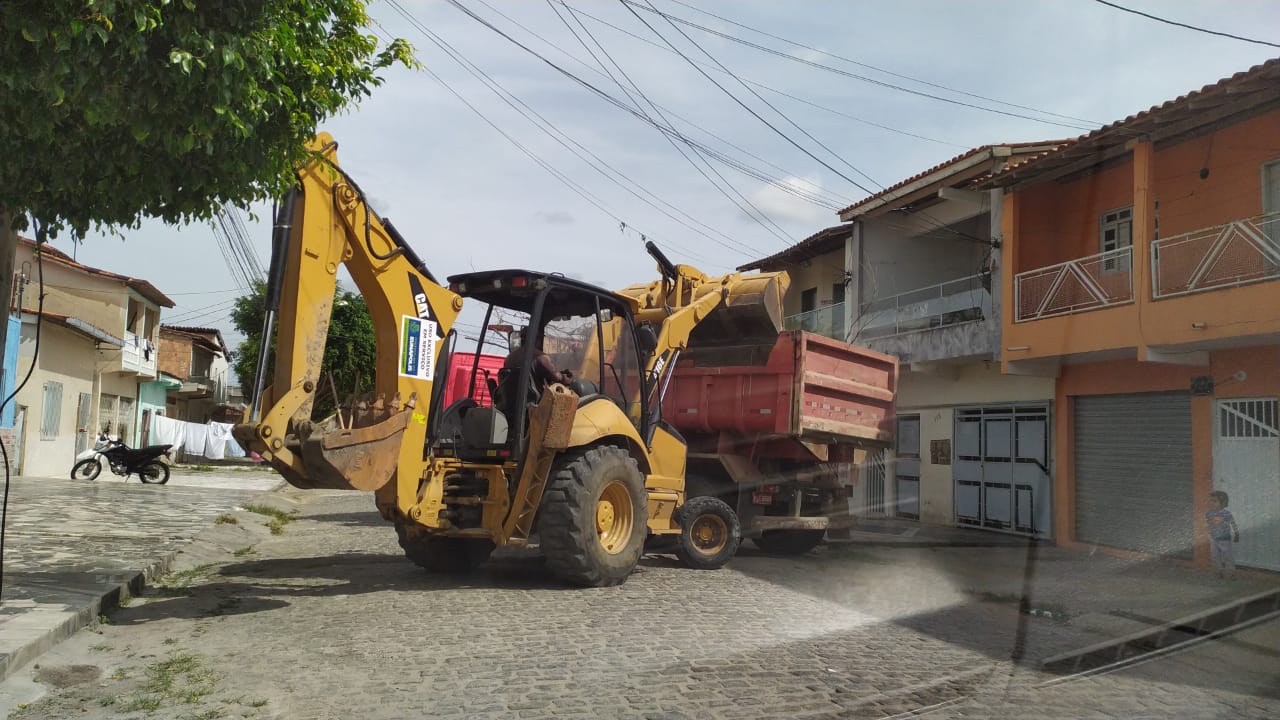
[675,496,740,570]
[540,445,647,587]
[752,529,824,556]
[396,524,493,574]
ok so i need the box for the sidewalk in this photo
[0,470,284,680]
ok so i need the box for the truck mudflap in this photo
[750,516,830,532]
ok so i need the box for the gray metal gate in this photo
[954,404,1051,536]
[75,392,92,455]
[1075,392,1193,557]
[863,449,886,516]
[895,415,920,519]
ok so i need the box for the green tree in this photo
[231,280,376,419]
[0,1,412,372]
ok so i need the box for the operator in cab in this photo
[506,326,571,390]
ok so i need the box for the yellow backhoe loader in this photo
[233,135,789,586]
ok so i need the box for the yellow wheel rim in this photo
[596,480,634,555]
[689,514,728,555]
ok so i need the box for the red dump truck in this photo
[664,331,898,555]
[448,333,897,556]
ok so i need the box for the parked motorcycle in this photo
[71,434,173,484]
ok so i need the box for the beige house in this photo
[12,240,174,476]
[741,142,1062,537]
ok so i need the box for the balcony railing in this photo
[858,273,992,339]
[1015,247,1132,322]
[121,330,158,376]
[784,302,846,340]
[1152,212,1280,299]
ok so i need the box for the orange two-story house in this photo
[988,59,1280,572]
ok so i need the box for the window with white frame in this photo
[1100,206,1133,273]
[1264,160,1280,250]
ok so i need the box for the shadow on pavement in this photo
[108,551,581,626]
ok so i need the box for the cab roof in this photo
[447,269,632,317]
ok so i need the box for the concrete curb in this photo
[0,479,289,682]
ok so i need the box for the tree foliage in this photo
[0,0,413,236]
[231,280,376,419]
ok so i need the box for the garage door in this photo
[1075,392,1192,557]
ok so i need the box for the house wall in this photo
[1005,110,1280,365]
[780,249,845,317]
[137,381,169,445]
[14,249,126,334]
[1053,345,1280,566]
[860,214,990,304]
[893,364,1055,525]
[15,323,96,478]
[159,332,192,379]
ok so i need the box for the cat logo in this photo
[414,292,430,319]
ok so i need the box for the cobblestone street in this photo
[4,490,1277,720]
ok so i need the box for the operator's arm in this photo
[533,352,570,386]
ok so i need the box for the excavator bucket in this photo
[687,270,789,353]
[233,393,417,492]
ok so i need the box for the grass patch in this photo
[232,545,256,557]
[89,643,111,652]
[244,503,298,535]
[214,514,238,526]
[160,563,218,589]
[123,653,220,713]
[187,465,217,472]
[249,699,269,708]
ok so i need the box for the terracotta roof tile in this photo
[19,237,175,308]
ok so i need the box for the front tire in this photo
[138,462,170,485]
[675,496,740,570]
[71,458,102,481]
[540,445,647,587]
[752,529,824,556]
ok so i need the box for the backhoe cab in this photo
[237,134,791,586]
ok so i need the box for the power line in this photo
[1093,0,1280,48]
[562,3,969,149]
[619,0,1098,131]
[383,1,710,264]
[623,0,881,196]
[544,0,798,246]
[664,0,1106,125]
[473,0,859,205]
[396,0,766,258]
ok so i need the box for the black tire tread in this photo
[675,495,741,570]
[539,445,646,587]
[71,458,101,481]
[396,525,493,574]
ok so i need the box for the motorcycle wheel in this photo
[139,461,170,485]
[71,458,102,481]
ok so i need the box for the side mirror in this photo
[636,324,659,355]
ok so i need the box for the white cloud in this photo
[746,175,834,225]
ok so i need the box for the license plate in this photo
[751,492,773,505]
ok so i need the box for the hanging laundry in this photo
[151,415,187,452]
[184,423,209,456]
[225,435,247,458]
[205,422,235,461]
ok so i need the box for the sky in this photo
[48,0,1280,360]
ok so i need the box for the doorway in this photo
[1213,398,1279,571]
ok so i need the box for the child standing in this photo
[1206,491,1240,579]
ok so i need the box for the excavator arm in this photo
[232,134,461,502]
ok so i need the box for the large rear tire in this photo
[751,529,824,556]
[540,445,647,587]
[71,458,102,481]
[396,524,494,574]
[138,461,170,485]
[675,496,740,570]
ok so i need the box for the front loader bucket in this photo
[688,270,789,355]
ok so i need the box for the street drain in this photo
[1038,588,1280,683]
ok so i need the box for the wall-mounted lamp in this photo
[1190,321,1207,329]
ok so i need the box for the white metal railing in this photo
[858,273,992,339]
[121,330,158,375]
[1152,212,1280,299]
[1014,247,1133,322]
[784,302,846,340]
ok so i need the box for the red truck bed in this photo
[663,331,896,447]
[443,352,505,407]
